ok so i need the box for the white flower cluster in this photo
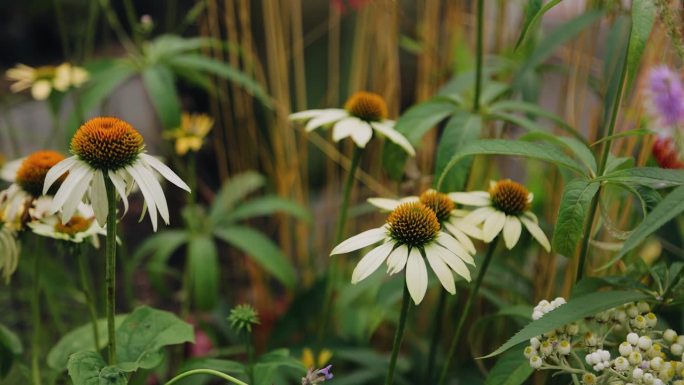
[532,297,566,320]
[524,300,684,385]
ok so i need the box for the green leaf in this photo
[382,98,458,180]
[518,131,596,174]
[487,100,586,143]
[213,226,296,289]
[514,10,603,86]
[210,171,265,221]
[552,178,600,257]
[602,185,684,269]
[222,195,312,224]
[116,306,194,372]
[437,139,586,190]
[67,351,127,385]
[174,358,246,385]
[514,0,562,50]
[483,290,651,358]
[434,111,481,192]
[599,167,684,188]
[47,316,127,371]
[142,65,181,129]
[0,324,22,378]
[167,54,272,108]
[484,346,533,385]
[187,236,219,311]
[145,35,218,63]
[626,0,657,91]
[602,15,630,126]
[590,128,653,146]
[253,349,305,385]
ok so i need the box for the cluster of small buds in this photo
[525,301,684,385]
[532,297,566,320]
[586,349,611,371]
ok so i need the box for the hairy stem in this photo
[78,250,100,351]
[104,176,118,364]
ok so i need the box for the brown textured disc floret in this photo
[54,216,93,235]
[344,91,388,122]
[71,117,144,170]
[386,202,440,248]
[419,190,455,223]
[15,150,66,196]
[489,179,530,216]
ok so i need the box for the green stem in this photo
[473,0,485,112]
[334,147,363,244]
[385,282,411,385]
[78,250,100,352]
[424,289,447,383]
[165,369,249,385]
[104,176,118,364]
[121,0,141,48]
[437,238,499,385]
[245,333,254,385]
[31,249,42,385]
[575,26,630,283]
[98,0,138,54]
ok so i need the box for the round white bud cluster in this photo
[532,297,566,320]
[586,349,611,371]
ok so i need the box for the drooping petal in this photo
[125,164,158,231]
[50,162,90,214]
[406,248,428,305]
[43,156,78,194]
[331,227,387,255]
[137,162,170,225]
[432,244,471,282]
[60,169,94,223]
[482,210,506,242]
[442,222,476,254]
[448,218,483,240]
[90,170,108,226]
[139,154,190,192]
[304,110,348,132]
[523,211,539,224]
[449,191,491,207]
[108,170,129,215]
[331,117,357,142]
[370,122,415,156]
[520,216,551,252]
[289,109,337,121]
[464,206,497,225]
[386,244,409,275]
[367,198,401,211]
[425,246,456,294]
[351,241,395,284]
[435,232,475,266]
[502,215,522,249]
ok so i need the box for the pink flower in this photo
[647,66,684,130]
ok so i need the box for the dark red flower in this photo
[652,136,684,169]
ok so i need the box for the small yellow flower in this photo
[164,113,214,156]
[6,63,89,100]
[301,347,332,369]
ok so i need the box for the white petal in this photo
[304,110,348,132]
[351,241,394,283]
[406,248,428,305]
[331,227,387,255]
[464,206,497,224]
[139,154,190,192]
[91,170,108,226]
[442,223,476,254]
[483,210,506,242]
[523,211,538,224]
[350,123,373,148]
[60,169,94,223]
[367,198,401,211]
[386,244,409,275]
[125,165,158,231]
[43,156,78,194]
[520,216,551,252]
[1,158,24,182]
[425,246,456,294]
[108,170,129,215]
[331,117,363,143]
[137,163,170,225]
[289,109,338,121]
[449,192,491,206]
[502,215,522,250]
[448,218,483,240]
[371,122,415,156]
[436,232,475,265]
[31,80,52,100]
[50,163,90,214]
[432,244,471,282]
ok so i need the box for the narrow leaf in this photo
[188,236,220,310]
[484,346,533,385]
[142,65,182,129]
[626,0,657,91]
[599,168,684,188]
[434,111,481,192]
[552,178,600,257]
[223,195,312,224]
[210,171,265,221]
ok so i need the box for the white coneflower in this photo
[368,189,483,254]
[28,199,105,244]
[331,202,474,305]
[0,225,20,283]
[43,117,190,231]
[450,179,550,251]
[289,91,415,156]
[6,63,89,100]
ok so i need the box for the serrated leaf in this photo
[599,167,684,188]
[488,100,585,143]
[518,131,596,174]
[187,236,219,310]
[552,178,600,257]
[437,139,586,190]
[484,346,533,385]
[142,65,181,129]
[115,306,194,371]
[382,98,458,180]
[213,226,296,289]
[626,0,656,91]
[434,111,481,192]
[67,351,127,385]
[47,316,127,371]
[483,290,651,358]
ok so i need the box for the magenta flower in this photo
[647,66,684,128]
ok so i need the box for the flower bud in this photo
[633,367,644,379]
[639,336,653,350]
[540,341,553,356]
[632,315,647,330]
[651,357,664,371]
[629,351,643,365]
[529,355,542,369]
[664,329,678,343]
[671,343,683,356]
[619,342,633,356]
[582,373,597,384]
[614,356,629,371]
[558,340,571,355]
[677,335,684,346]
[627,332,639,345]
[523,346,536,359]
[626,305,639,318]
[637,301,650,313]
[566,323,579,336]
[585,332,597,347]
[645,312,657,328]
[643,373,654,384]
[529,337,540,350]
